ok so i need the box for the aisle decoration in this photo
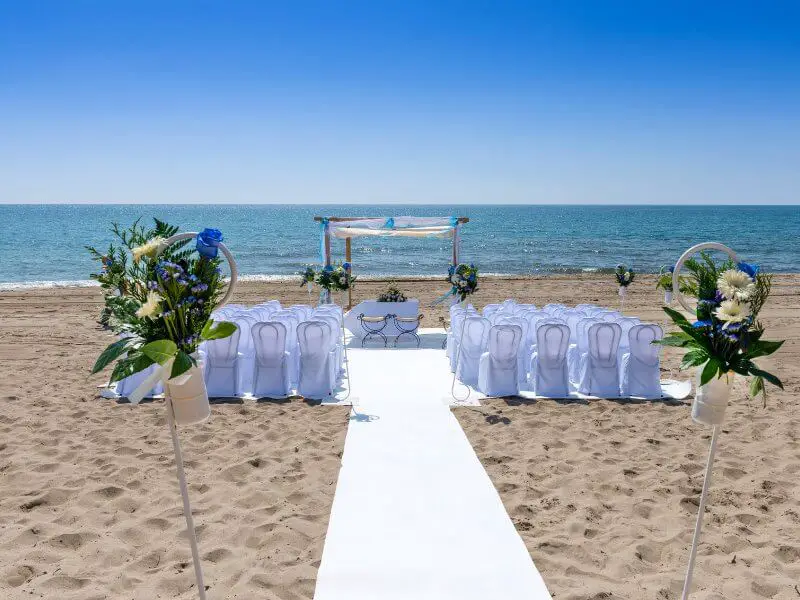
[614,264,634,310]
[300,265,316,302]
[88,219,238,600]
[436,262,478,305]
[656,265,675,305]
[316,263,355,304]
[662,242,783,600]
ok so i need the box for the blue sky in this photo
[1,1,799,204]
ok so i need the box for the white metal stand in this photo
[681,424,721,599]
[166,395,207,600]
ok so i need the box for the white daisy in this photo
[717,269,756,301]
[135,291,162,319]
[132,237,166,263]
[714,299,751,328]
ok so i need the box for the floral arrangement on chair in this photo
[377,282,407,303]
[658,252,783,403]
[88,220,237,385]
[447,263,479,302]
[299,266,316,288]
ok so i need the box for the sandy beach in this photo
[1,274,798,599]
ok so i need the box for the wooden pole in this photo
[345,237,352,310]
[452,227,459,265]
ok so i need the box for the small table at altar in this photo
[344,299,421,340]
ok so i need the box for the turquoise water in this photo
[1,204,798,288]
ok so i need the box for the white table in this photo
[344,299,420,339]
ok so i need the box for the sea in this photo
[1,204,798,290]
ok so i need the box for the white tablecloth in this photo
[344,299,420,338]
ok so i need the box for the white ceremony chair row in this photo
[449,302,663,399]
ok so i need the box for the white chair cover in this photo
[478,324,522,397]
[621,324,663,398]
[578,322,622,397]
[456,317,490,386]
[481,304,502,318]
[297,321,336,399]
[529,323,571,397]
[251,322,292,398]
[271,311,300,385]
[115,363,164,398]
[204,327,242,397]
[567,317,602,383]
[315,313,343,379]
[496,315,530,387]
[448,311,469,371]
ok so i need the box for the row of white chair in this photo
[202,302,345,399]
[448,301,663,398]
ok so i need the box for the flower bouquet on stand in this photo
[315,263,355,306]
[659,253,783,419]
[300,266,316,303]
[614,264,634,311]
[89,221,237,423]
[447,263,479,306]
[656,265,675,305]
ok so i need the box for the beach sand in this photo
[1,275,798,599]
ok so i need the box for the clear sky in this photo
[1,1,799,204]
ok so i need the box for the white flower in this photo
[714,299,751,328]
[717,269,756,301]
[131,237,166,262]
[135,291,162,319]
[623,272,631,282]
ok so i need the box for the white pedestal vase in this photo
[691,373,732,426]
[165,361,210,425]
[618,285,627,312]
[664,290,673,305]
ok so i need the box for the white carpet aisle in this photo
[314,331,552,600]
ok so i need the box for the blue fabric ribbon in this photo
[319,217,329,264]
[384,217,395,229]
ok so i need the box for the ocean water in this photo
[1,204,798,289]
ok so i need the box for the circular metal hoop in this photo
[159,232,238,309]
[672,242,739,314]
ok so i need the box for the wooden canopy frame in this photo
[314,216,469,308]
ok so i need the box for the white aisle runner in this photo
[314,336,552,600]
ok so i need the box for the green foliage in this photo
[315,264,355,292]
[614,264,635,287]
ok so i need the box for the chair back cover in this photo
[207,326,241,364]
[587,322,622,367]
[615,317,641,348]
[252,322,288,366]
[495,315,529,346]
[576,317,602,352]
[488,324,523,368]
[461,317,491,358]
[481,303,502,318]
[536,323,571,368]
[297,321,332,359]
[628,324,663,366]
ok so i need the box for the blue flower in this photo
[196,228,223,259]
[191,283,208,294]
[668,265,675,273]
[737,261,759,279]
[693,320,713,328]
[342,262,351,271]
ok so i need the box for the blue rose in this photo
[342,262,351,271]
[693,320,713,328]
[737,261,759,279]
[668,265,675,273]
[196,228,223,259]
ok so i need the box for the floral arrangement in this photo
[659,252,783,402]
[655,265,674,292]
[448,263,479,302]
[377,282,407,303]
[315,263,355,292]
[88,220,237,384]
[615,264,635,287]
[299,266,316,288]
